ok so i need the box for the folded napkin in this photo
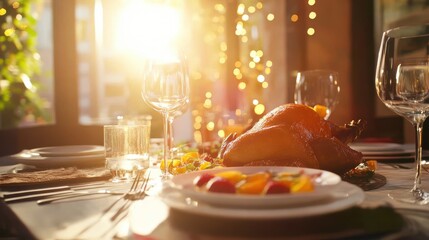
[0,167,111,188]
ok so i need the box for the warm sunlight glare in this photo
[114,0,182,59]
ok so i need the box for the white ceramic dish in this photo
[160,181,364,219]
[10,147,105,168]
[360,150,414,156]
[163,166,341,209]
[349,143,424,159]
[30,145,105,157]
[349,143,404,152]
[362,155,414,161]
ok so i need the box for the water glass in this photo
[104,119,151,182]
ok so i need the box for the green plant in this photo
[0,0,49,129]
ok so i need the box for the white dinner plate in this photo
[360,150,414,156]
[163,166,341,209]
[30,145,105,157]
[362,155,414,160]
[349,143,429,161]
[349,143,420,158]
[10,149,105,168]
[160,181,364,219]
[348,143,404,152]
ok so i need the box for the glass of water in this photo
[104,117,151,182]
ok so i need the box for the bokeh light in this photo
[291,14,298,22]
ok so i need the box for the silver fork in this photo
[110,170,151,221]
[100,170,146,215]
[74,170,149,239]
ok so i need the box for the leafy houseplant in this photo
[0,0,49,129]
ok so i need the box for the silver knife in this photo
[36,190,124,204]
[1,186,71,199]
[4,189,125,203]
[1,181,111,199]
[4,190,74,203]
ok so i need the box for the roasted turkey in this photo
[219,104,365,175]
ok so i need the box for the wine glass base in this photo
[388,189,429,205]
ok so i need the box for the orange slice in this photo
[366,160,377,171]
[215,171,246,184]
[291,175,314,193]
[181,152,199,163]
[237,172,271,194]
[313,104,328,119]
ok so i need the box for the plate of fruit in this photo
[161,166,342,209]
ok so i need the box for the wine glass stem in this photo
[413,123,424,193]
[162,112,171,177]
[168,116,174,159]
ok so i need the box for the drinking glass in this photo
[104,120,151,182]
[294,70,340,119]
[375,24,429,204]
[141,54,190,179]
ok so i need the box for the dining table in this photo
[1,150,429,240]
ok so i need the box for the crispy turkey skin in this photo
[220,104,364,175]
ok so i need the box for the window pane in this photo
[0,0,54,129]
[75,0,286,142]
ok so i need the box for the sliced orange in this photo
[366,160,377,171]
[291,175,314,193]
[172,159,182,167]
[237,179,268,195]
[237,172,271,195]
[215,171,246,184]
[172,166,187,175]
[313,104,328,119]
[181,152,199,163]
[159,159,168,170]
[246,171,272,181]
[199,161,212,170]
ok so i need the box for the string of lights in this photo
[192,0,278,143]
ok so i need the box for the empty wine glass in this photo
[294,70,340,119]
[375,24,429,204]
[141,53,190,179]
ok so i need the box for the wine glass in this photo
[375,24,429,204]
[294,70,340,119]
[141,53,190,179]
